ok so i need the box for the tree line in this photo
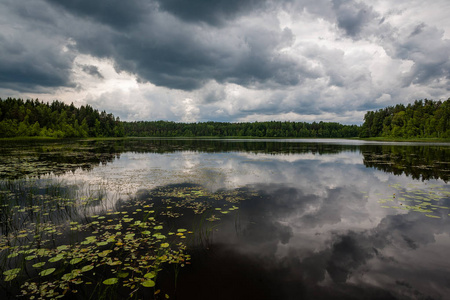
[0,98,124,138]
[1,97,449,139]
[123,120,360,138]
[359,98,450,138]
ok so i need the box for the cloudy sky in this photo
[1,0,449,124]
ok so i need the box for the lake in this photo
[1,138,449,300]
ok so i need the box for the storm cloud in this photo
[0,0,449,122]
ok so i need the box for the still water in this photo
[1,138,449,299]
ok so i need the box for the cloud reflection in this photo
[50,146,449,299]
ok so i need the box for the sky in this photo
[1,0,449,124]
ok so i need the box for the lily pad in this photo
[141,280,155,287]
[32,262,46,268]
[49,254,64,263]
[70,258,83,265]
[81,265,94,272]
[3,268,21,276]
[103,278,119,285]
[39,268,56,276]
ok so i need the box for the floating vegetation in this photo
[0,140,122,180]
[377,183,450,218]
[0,178,251,299]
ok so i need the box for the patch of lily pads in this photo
[377,183,450,218]
[1,179,251,299]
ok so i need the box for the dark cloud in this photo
[409,23,426,37]
[0,33,74,92]
[1,0,449,122]
[32,0,315,91]
[202,86,226,104]
[326,1,450,88]
[45,0,153,29]
[68,10,309,90]
[332,0,379,38]
[383,23,450,86]
[155,0,266,27]
[80,64,104,79]
[0,0,76,92]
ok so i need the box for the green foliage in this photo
[360,99,450,139]
[0,98,124,138]
[4,96,449,139]
[123,120,360,138]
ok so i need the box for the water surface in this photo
[1,139,449,299]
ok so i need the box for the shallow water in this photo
[1,138,449,299]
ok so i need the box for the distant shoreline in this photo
[2,136,449,144]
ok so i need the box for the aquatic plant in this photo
[1,180,248,299]
[377,183,450,218]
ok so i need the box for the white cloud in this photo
[1,0,449,123]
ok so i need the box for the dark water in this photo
[1,138,449,300]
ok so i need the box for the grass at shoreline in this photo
[357,137,450,143]
[1,136,450,143]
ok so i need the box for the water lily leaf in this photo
[62,272,77,281]
[98,250,112,257]
[425,214,440,218]
[36,249,49,256]
[154,225,163,230]
[125,234,135,239]
[161,243,169,248]
[177,229,187,233]
[39,268,56,276]
[103,278,119,285]
[81,265,94,272]
[70,258,83,265]
[32,262,46,268]
[4,274,18,281]
[49,254,64,263]
[141,280,155,287]
[118,272,129,278]
[57,245,69,251]
[144,272,156,279]
[3,268,21,276]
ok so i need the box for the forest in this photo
[0,97,449,139]
[123,120,360,138]
[359,98,450,138]
[0,98,124,138]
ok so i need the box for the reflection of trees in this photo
[362,145,450,182]
[104,138,361,155]
[0,138,362,179]
[0,140,119,179]
[1,139,449,182]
